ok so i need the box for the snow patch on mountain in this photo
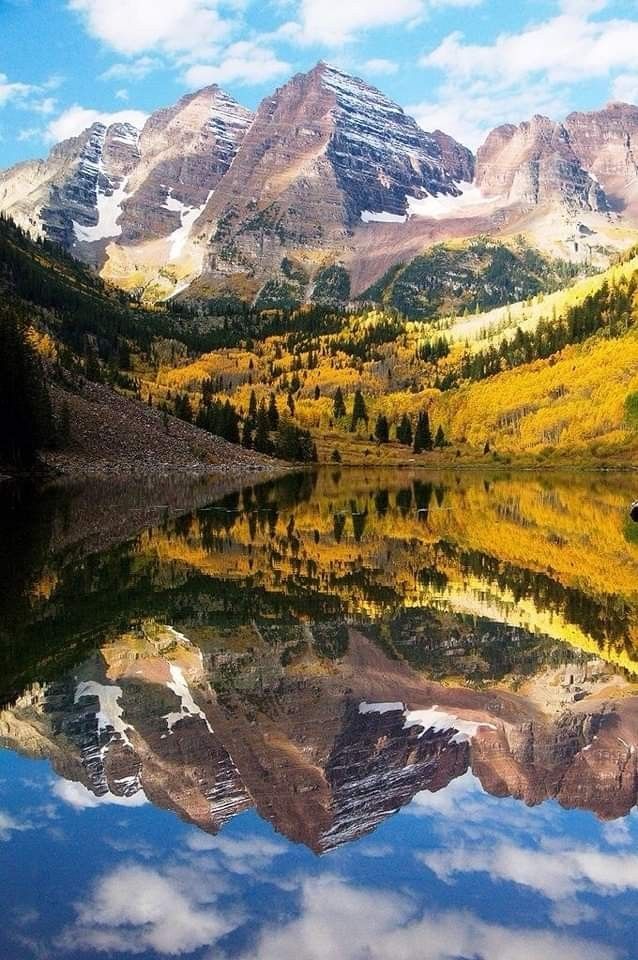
[74,176,130,242]
[164,664,213,733]
[403,706,495,744]
[74,681,132,746]
[359,701,405,714]
[406,183,497,220]
[54,778,147,809]
[164,188,214,260]
[361,210,407,224]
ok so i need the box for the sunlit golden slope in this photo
[435,329,638,457]
[132,472,638,669]
[438,253,638,351]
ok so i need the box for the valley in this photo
[2,64,638,475]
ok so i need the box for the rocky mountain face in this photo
[116,86,253,248]
[2,67,638,302]
[0,85,252,259]
[2,626,637,852]
[192,62,474,292]
[475,115,607,211]
[564,102,638,215]
[0,121,140,248]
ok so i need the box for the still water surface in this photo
[1,468,638,959]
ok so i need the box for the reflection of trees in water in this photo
[389,607,587,684]
[449,545,633,649]
[3,470,638,702]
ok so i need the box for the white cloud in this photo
[115,89,130,101]
[53,779,147,809]
[0,73,37,108]
[100,56,163,82]
[185,831,285,874]
[408,79,571,149]
[612,73,638,104]
[295,0,421,46]
[420,840,638,902]
[417,4,638,148]
[293,0,480,47]
[361,58,399,77]
[0,809,30,840]
[46,104,148,142]
[17,128,41,142]
[421,11,638,86]
[68,0,232,58]
[29,97,57,115]
[237,875,616,960]
[58,863,235,955]
[183,41,291,88]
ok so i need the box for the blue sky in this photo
[2,747,638,959]
[1,0,638,168]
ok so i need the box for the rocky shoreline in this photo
[43,378,288,482]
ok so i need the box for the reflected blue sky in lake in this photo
[1,469,638,959]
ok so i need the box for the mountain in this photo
[0,85,253,298]
[0,121,141,250]
[4,65,638,305]
[2,625,637,852]
[188,61,473,298]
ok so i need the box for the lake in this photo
[1,468,638,960]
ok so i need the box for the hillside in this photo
[3,205,638,472]
[0,216,281,478]
[146,248,638,467]
[360,237,583,320]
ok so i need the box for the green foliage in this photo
[174,393,193,423]
[625,391,638,428]
[0,311,53,469]
[196,399,241,444]
[350,389,368,431]
[312,265,351,304]
[363,237,583,320]
[273,417,315,462]
[374,414,390,443]
[453,272,638,389]
[396,413,413,446]
[413,410,433,454]
[254,401,271,454]
[333,386,346,420]
[254,279,302,312]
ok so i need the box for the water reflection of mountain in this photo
[2,623,637,854]
[2,469,638,850]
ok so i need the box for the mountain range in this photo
[2,62,638,305]
[2,623,635,853]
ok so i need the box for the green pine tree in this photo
[413,410,433,454]
[374,414,389,443]
[333,387,346,419]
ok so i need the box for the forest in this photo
[1,211,637,471]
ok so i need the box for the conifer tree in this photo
[396,413,413,446]
[333,387,346,419]
[254,401,271,454]
[413,410,433,453]
[350,389,368,432]
[434,425,446,448]
[268,392,279,430]
[374,414,389,443]
[0,312,53,468]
